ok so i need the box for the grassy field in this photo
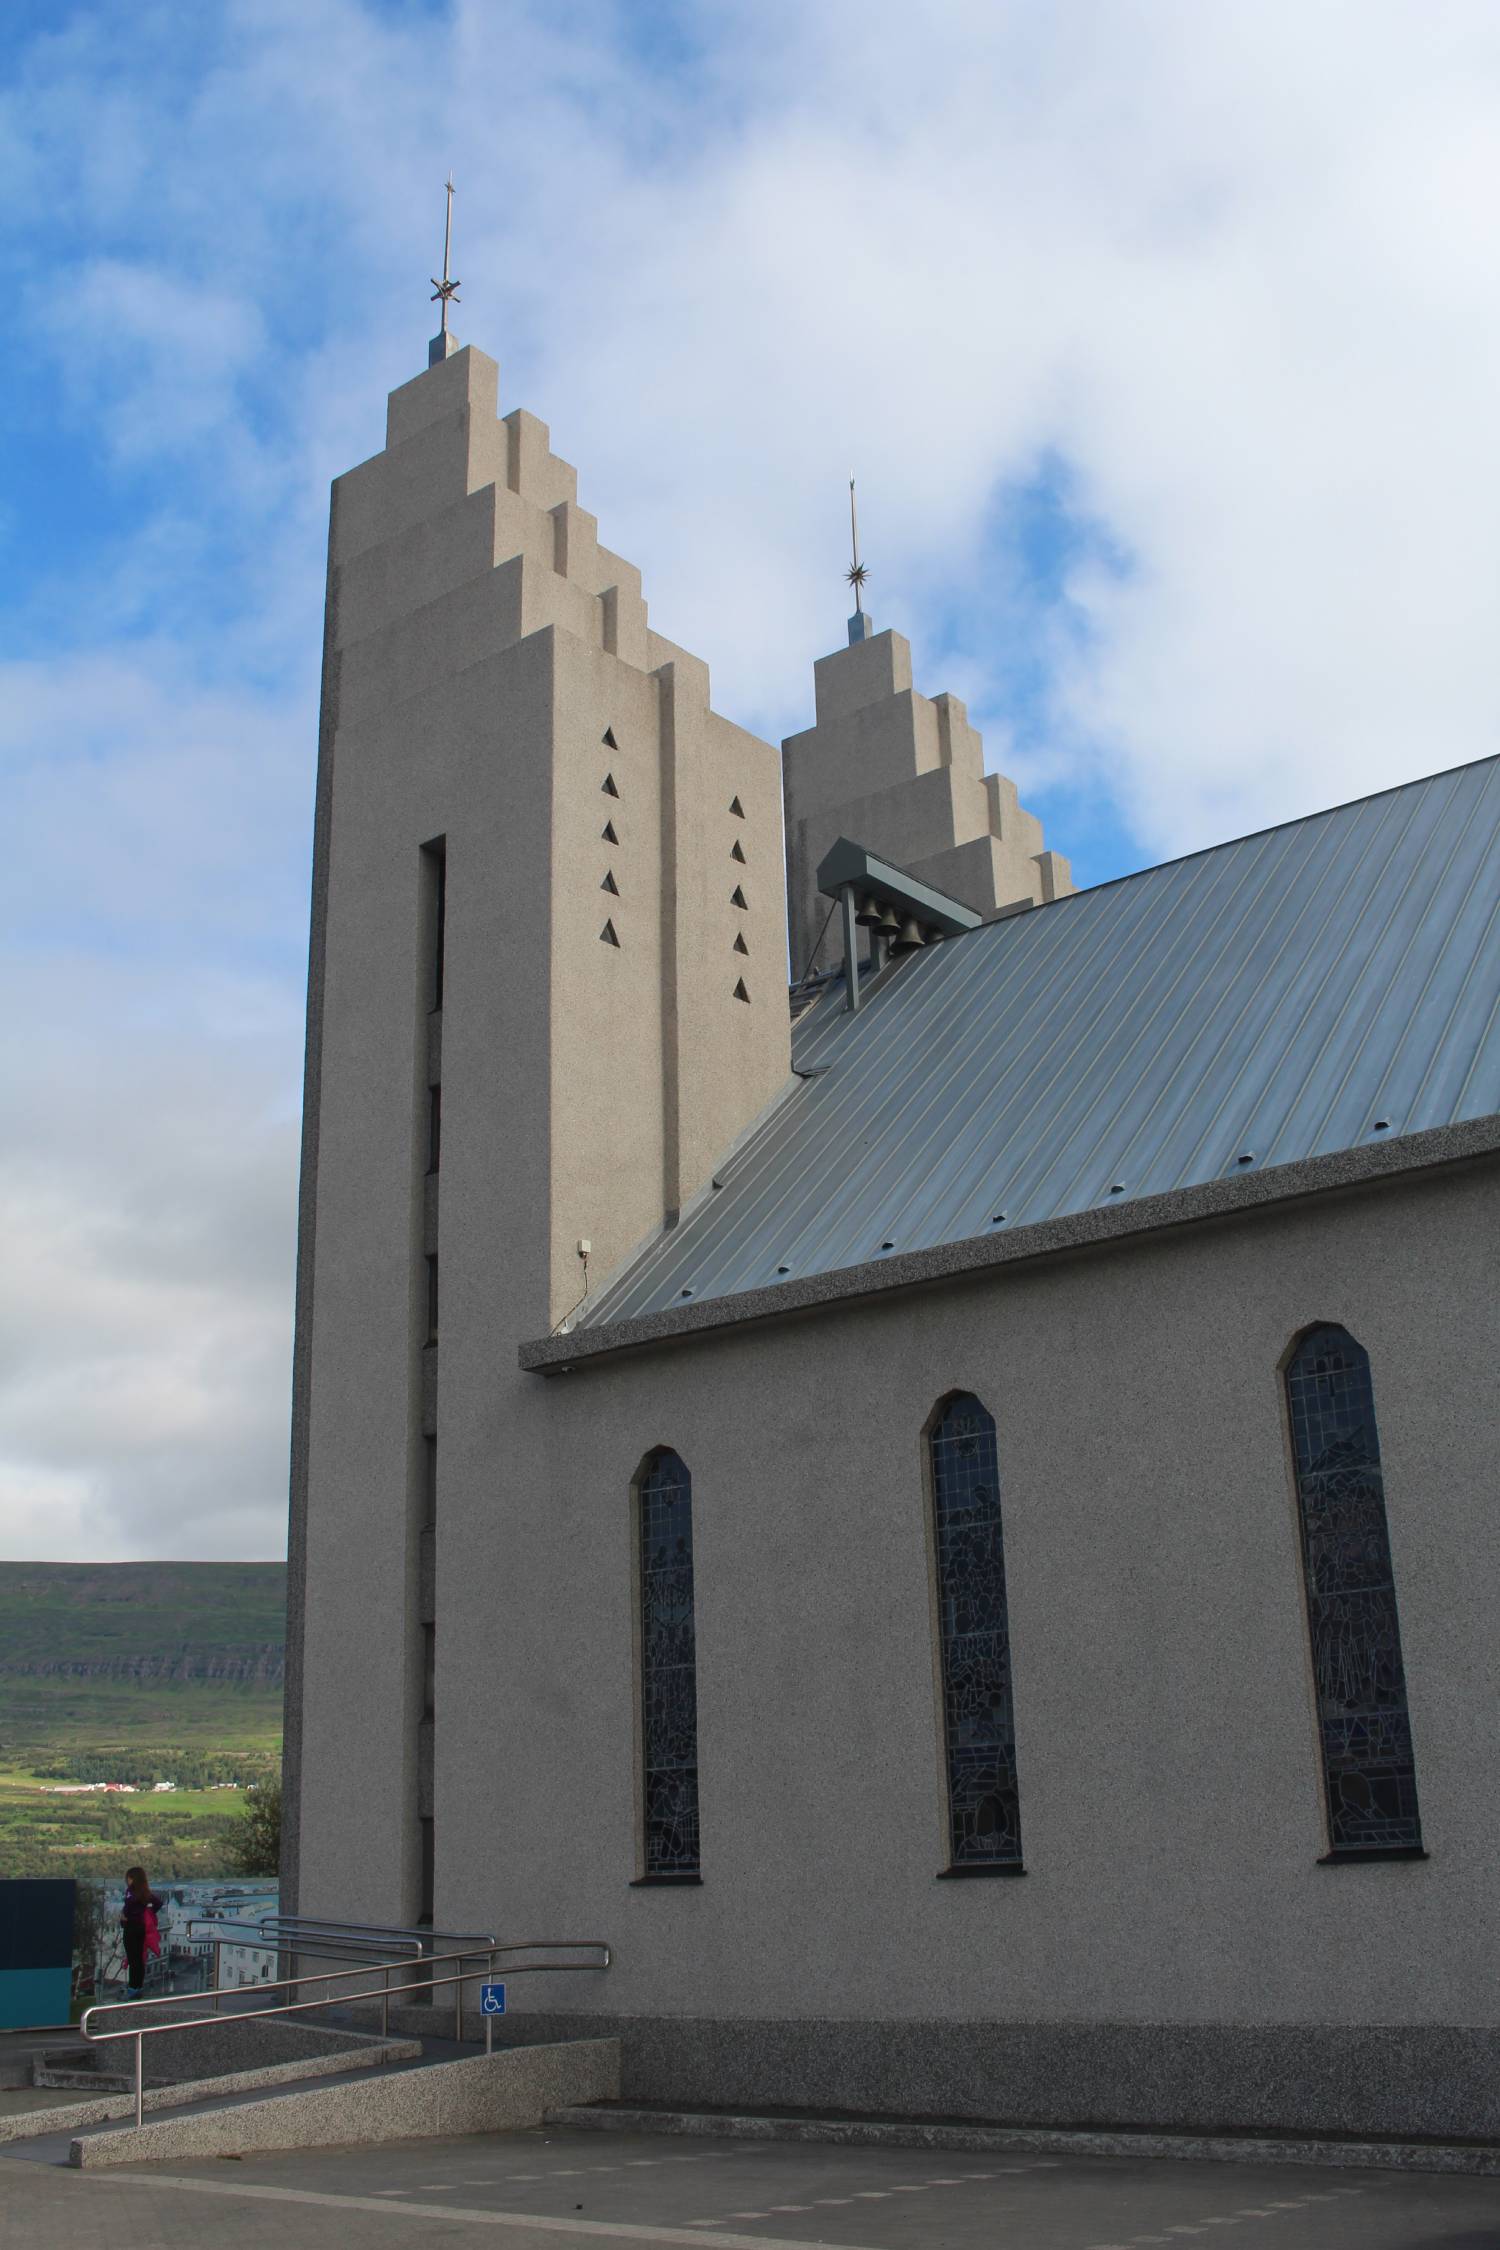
[0,1562,284,1879]
[0,1762,260,1880]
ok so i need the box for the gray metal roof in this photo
[584,756,1500,1327]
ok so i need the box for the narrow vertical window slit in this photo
[638,1450,700,1877]
[929,1393,1022,1870]
[1285,1326,1423,1857]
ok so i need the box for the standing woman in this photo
[120,1866,161,2000]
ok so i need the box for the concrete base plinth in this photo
[69,2037,621,2167]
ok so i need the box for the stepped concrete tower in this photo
[283,343,790,1918]
[783,624,1072,981]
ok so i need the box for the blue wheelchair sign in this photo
[480,1982,507,2016]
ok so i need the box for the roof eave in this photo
[519,1114,1500,1377]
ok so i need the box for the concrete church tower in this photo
[284,341,790,1918]
[783,622,1072,980]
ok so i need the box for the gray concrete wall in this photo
[434,1160,1497,2129]
[5,2036,420,2146]
[90,2014,390,2085]
[70,2038,621,2167]
[289,345,791,1928]
[783,629,1070,979]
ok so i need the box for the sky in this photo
[2,0,1499,1562]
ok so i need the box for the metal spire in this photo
[845,477,874,644]
[428,176,461,366]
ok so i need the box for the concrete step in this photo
[546,2102,1500,2181]
[31,2068,139,2093]
[31,2048,147,2093]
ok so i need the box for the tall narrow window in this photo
[637,1450,700,1878]
[929,1393,1022,1871]
[423,840,447,1011]
[1285,1326,1423,1858]
[418,1815,434,1925]
[426,1085,442,1175]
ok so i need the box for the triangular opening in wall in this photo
[732,932,748,955]
[601,869,619,895]
[730,839,746,864]
[733,979,750,1003]
[600,920,620,947]
[602,727,618,750]
[601,820,618,844]
[602,773,620,797]
[729,796,745,818]
[730,885,748,910]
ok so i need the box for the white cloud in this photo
[0,951,300,1561]
[0,658,305,1560]
[3,0,1500,1556]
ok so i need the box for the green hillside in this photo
[0,1561,285,1878]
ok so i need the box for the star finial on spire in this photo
[845,477,875,644]
[428,175,461,366]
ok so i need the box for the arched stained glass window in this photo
[929,1393,1022,1870]
[1285,1326,1423,1858]
[638,1450,700,1877]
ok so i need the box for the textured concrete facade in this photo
[287,343,1500,2141]
[783,628,1071,979]
[285,346,790,1927]
[70,2039,621,2167]
[434,1159,1498,2138]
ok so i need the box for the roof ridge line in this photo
[942,749,1500,946]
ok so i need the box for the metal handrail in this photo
[260,1914,498,1944]
[190,1920,423,1948]
[187,1921,427,2006]
[183,1915,503,2012]
[81,1936,610,2128]
[188,1919,430,1965]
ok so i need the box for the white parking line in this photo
[101,2170,888,2249]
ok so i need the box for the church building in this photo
[283,321,1500,2145]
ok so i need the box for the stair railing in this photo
[79,1934,610,2129]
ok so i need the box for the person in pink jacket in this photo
[120,1865,162,1999]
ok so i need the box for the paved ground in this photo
[4,2125,1500,2249]
[0,2086,84,2121]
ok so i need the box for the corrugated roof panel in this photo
[584,757,1500,1325]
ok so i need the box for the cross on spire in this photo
[428,176,461,366]
[845,477,875,644]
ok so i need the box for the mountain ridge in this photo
[0,1561,287,1692]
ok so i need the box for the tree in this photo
[72,1879,110,2003]
[226,1774,282,1877]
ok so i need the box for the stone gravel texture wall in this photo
[90,2011,387,2084]
[69,2037,620,2168]
[1,2036,419,2146]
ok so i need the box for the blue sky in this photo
[3,0,1500,1559]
